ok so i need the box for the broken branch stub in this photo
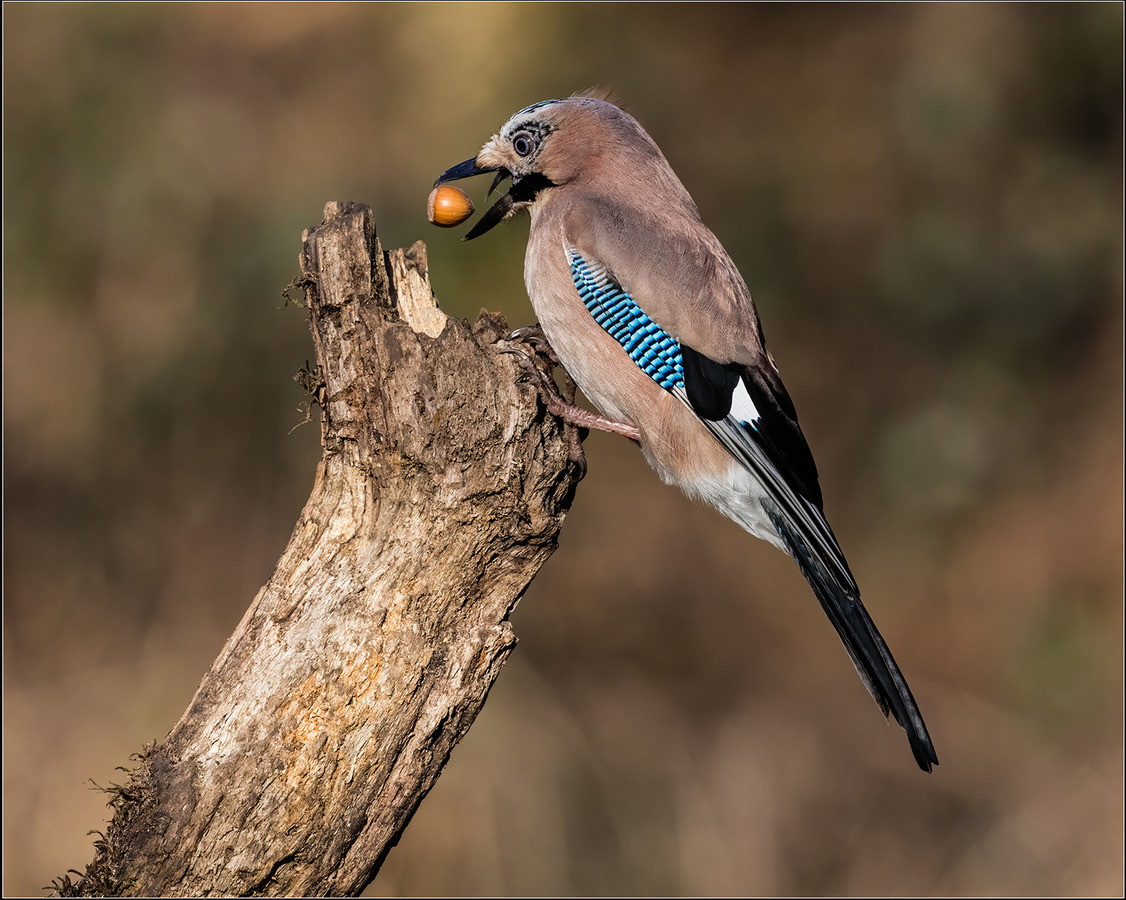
[59,200,579,897]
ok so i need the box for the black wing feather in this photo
[742,366,824,511]
[678,343,938,772]
[680,344,742,421]
[563,247,937,771]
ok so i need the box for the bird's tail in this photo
[767,507,939,773]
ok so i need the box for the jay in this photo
[435,95,938,772]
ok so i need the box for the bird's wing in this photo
[563,233,938,772]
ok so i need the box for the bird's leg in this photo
[501,329,642,448]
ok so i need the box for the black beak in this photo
[434,157,514,241]
[434,157,496,186]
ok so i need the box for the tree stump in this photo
[58,201,581,896]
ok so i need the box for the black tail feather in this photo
[673,377,938,772]
[768,507,939,773]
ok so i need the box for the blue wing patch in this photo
[567,249,684,391]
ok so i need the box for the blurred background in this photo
[4,3,1122,895]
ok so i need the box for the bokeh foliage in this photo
[4,3,1122,896]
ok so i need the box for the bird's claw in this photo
[498,341,641,444]
[498,338,589,477]
[505,324,561,368]
[498,344,555,392]
[500,325,577,403]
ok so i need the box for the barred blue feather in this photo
[567,248,684,391]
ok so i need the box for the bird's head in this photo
[434,95,657,240]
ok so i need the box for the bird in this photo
[434,94,938,772]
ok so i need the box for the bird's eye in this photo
[512,132,536,157]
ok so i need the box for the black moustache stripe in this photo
[509,172,555,203]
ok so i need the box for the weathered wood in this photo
[58,201,581,896]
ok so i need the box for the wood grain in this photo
[58,201,580,897]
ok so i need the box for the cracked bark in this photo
[57,201,581,897]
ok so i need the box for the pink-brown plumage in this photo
[434,95,938,772]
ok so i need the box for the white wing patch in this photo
[728,380,760,426]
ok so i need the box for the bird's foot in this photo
[500,331,640,479]
[499,343,641,443]
[500,343,588,475]
[505,324,561,368]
